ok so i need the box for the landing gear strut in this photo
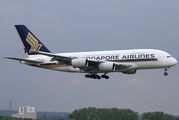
[164,68,168,76]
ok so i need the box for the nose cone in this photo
[172,57,177,66]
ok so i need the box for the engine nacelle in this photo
[122,70,137,74]
[71,58,88,68]
[99,62,115,71]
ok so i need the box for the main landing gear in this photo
[164,68,168,76]
[85,73,109,79]
[101,73,109,79]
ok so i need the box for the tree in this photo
[68,107,138,120]
[58,117,65,120]
[42,114,46,118]
[176,118,179,120]
[142,111,175,120]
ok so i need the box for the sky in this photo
[0,0,179,115]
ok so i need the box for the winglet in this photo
[14,25,51,55]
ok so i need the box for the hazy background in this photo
[0,0,179,115]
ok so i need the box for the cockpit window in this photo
[167,56,171,58]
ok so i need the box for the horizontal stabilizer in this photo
[4,57,43,64]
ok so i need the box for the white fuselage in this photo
[27,49,177,74]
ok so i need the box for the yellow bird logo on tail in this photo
[26,32,42,52]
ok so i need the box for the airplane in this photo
[4,25,177,79]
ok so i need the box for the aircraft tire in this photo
[105,76,109,79]
[85,74,89,78]
[101,75,105,78]
[164,72,168,76]
[97,75,101,79]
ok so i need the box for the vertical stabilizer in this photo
[14,25,51,55]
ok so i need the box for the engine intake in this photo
[99,62,115,71]
[71,58,88,68]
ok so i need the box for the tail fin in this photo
[14,25,51,55]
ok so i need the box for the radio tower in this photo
[9,100,12,116]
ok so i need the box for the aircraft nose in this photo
[172,57,177,66]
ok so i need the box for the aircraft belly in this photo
[136,61,155,69]
[136,61,166,69]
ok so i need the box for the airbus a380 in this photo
[4,25,177,79]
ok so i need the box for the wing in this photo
[29,50,133,71]
[4,57,43,64]
[115,62,132,69]
[81,61,133,73]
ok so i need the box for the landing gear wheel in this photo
[85,74,101,79]
[164,72,168,76]
[101,75,105,78]
[85,73,108,79]
[164,68,168,76]
[85,74,89,78]
[101,74,109,79]
[97,76,101,79]
[105,76,109,79]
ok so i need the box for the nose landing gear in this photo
[164,68,168,76]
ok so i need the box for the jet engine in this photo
[71,58,88,68]
[99,62,115,71]
[122,70,137,74]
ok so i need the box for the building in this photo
[11,105,36,119]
